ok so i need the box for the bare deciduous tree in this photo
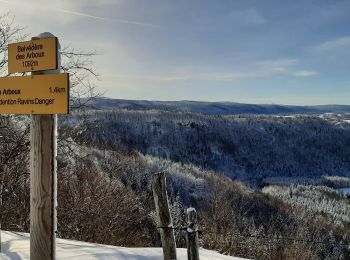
[61,46,100,110]
[0,13,26,76]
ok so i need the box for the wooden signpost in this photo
[0,73,69,114]
[0,33,69,260]
[8,37,58,74]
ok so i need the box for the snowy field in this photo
[0,231,246,260]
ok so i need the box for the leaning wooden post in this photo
[186,208,199,260]
[152,172,177,260]
[30,33,60,260]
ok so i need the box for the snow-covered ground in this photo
[339,187,350,195]
[0,231,246,260]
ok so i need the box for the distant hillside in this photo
[88,98,350,115]
[70,109,350,186]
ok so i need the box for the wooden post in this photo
[0,166,6,253]
[186,208,199,260]
[0,167,4,253]
[152,172,177,260]
[30,33,60,260]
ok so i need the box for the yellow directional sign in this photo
[8,37,58,74]
[0,73,69,114]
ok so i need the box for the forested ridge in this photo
[73,109,350,186]
[1,110,350,259]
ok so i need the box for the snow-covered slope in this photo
[0,231,247,260]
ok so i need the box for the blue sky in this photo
[1,0,350,105]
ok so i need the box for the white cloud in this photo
[56,8,111,22]
[313,36,350,52]
[255,59,318,78]
[56,8,158,27]
[293,70,318,77]
[256,59,298,74]
[105,58,318,83]
[104,72,251,82]
[0,0,157,27]
[83,0,120,5]
[227,8,265,25]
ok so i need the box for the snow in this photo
[0,231,247,260]
[187,228,194,233]
[186,207,196,214]
[339,187,350,195]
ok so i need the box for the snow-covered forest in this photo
[71,109,350,187]
[1,109,350,259]
[263,184,350,227]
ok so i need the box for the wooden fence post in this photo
[152,172,177,260]
[186,208,199,260]
[30,33,60,260]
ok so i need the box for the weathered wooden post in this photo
[186,208,199,260]
[152,172,177,260]
[0,166,7,253]
[1,32,69,260]
[30,33,60,260]
[0,181,2,253]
